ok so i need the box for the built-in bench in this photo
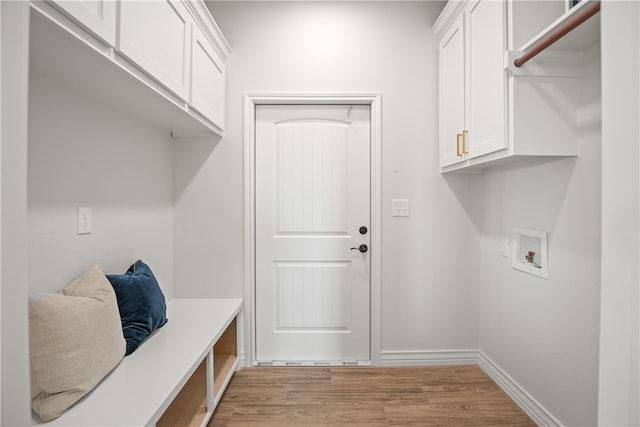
[32,298,243,427]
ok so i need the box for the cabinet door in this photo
[51,0,116,46]
[191,25,225,130]
[466,0,507,158]
[439,13,467,167]
[118,0,191,101]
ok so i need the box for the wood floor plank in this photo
[329,366,461,385]
[286,383,430,405]
[216,384,287,404]
[218,422,389,427]
[228,367,331,386]
[450,365,496,383]
[208,366,536,426]
[384,402,537,426]
[208,401,236,427]
[227,403,388,424]
[422,382,518,404]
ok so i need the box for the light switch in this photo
[392,199,410,217]
[78,207,92,235]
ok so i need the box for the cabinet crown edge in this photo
[185,0,233,60]
[432,0,467,37]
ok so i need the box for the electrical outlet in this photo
[78,207,92,235]
[392,199,410,217]
[500,237,510,258]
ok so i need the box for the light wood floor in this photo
[208,365,537,426]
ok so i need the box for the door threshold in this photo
[257,360,372,367]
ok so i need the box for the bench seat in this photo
[31,298,243,427]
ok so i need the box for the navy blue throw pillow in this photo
[106,260,167,356]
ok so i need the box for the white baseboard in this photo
[379,349,562,427]
[476,351,562,427]
[380,349,479,366]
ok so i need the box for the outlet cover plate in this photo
[500,237,510,258]
[78,207,92,235]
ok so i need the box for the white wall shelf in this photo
[521,0,600,53]
[506,0,600,76]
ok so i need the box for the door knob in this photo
[350,244,368,253]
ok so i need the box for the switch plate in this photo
[392,199,410,217]
[78,207,92,235]
[500,237,510,258]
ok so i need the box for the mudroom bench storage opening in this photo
[32,298,243,427]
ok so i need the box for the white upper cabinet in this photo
[466,0,506,159]
[118,0,191,102]
[438,13,466,167]
[30,0,230,136]
[433,0,592,173]
[190,24,225,130]
[50,0,116,47]
[434,0,507,171]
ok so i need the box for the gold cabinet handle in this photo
[462,130,469,154]
[456,133,462,156]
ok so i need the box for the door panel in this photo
[256,105,371,363]
[275,262,350,330]
[276,120,347,234]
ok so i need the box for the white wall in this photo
[1,5,3,420]
[28,70,175,299]
[599,1,640,425]
[198,1,481,353]
[173,137,225,297]
[0,1,622,425]
[1,2,31,424]
[477,45,601,425]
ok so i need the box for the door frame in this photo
[243,93,382,367]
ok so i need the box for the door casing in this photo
[243,93,382,367]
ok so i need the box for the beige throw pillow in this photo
[29,265,126,422]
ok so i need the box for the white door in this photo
[255,104,371,363]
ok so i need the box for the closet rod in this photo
[514,1,601,67]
